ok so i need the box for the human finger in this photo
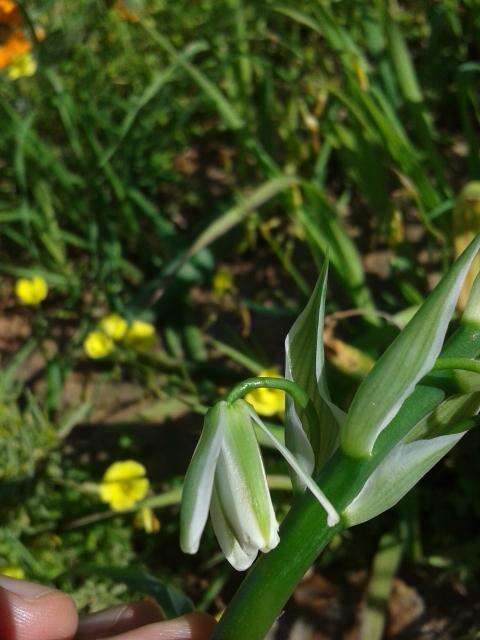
[103,612,216,640]
[76,598,163,639]
[0,576,78,640]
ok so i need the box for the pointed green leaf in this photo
[341,236,480,458]
[405,391,480,442]
[180,402,226,554]
[285,261,344,473]
[344,432,465,526]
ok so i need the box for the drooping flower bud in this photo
[180,400,278,570]
[180,398,339,570]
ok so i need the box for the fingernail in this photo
[0,576,52,600]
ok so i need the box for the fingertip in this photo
[0,578,78,640]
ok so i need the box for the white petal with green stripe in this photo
[180,402,226,554]
[210,487,259,571]
[214,401,279,552]
[341,236,480,458]
[404,391,480,442]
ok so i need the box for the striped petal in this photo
[344,433,465,526]
[285,260,345,477]
[210,486,258,571]
[214,401,279,552]
[180,402,226,554]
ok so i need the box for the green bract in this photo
[285,260,344,479]
[341,235,480,458]
[344,392,480,526]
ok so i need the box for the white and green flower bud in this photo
[210,401,279,569]
[180,399,279,571]
[181,397,339,571]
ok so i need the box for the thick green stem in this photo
[212,323,480,640]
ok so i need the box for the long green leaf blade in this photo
[344,433,465,526]
[341,236,480,458]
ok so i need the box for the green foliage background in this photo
[0,0,480,628]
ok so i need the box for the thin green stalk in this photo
[212,322,480,640]
[227,376,322,457]
[227,376,309,409]
[433,357,480,375]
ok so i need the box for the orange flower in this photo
[0,0,31,70]
[0,0,21,26]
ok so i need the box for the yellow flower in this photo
[8,52,36,79]
[15,276,48,305]
[0,566,25,579]
[99,313,128,341]
[83,330,114,359]
[134,506,160,533]
[99,460,149,511]
[124,320,156,350]
[245,368,285,417]
[212,267,234,297]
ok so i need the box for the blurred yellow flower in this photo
[245,368,285,417]
[212,267,234,297]
[83,330,114,359]
[0,566,25,579]
[124,320,156,350]
[99,460,149,511]
[8,52,36,79]
[134,506,160,533]
[99,313,127,341]
[15,276,48,305]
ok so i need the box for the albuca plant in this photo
[181,236,480,640]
